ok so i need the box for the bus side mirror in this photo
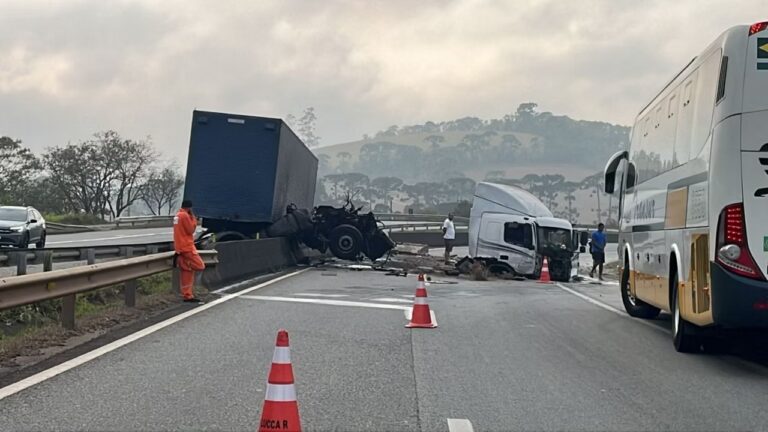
[579,231,589,246]
[604,150,628,194]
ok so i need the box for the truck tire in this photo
[329,224,363,260]
[549,259,571,282]
[620,264,661,319]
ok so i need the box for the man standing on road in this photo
[589,223,607,281]
[442,212,456,265]
[174,200,205,303]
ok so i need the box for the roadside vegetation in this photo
[0,272,176,363]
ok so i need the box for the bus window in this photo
[689,51,721,159]
[716,56,728,103]
[675,73,697,164]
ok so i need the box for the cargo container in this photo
[183,110,318,240]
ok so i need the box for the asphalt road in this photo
[3,269,768,431]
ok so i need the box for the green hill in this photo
[314,103,629,183]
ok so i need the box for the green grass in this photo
[0,272,174,347]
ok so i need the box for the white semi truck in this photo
[467,182,587,282]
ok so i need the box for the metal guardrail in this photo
[115,215,174,228]
[0,242,175,274]
[375,213,470,224]
[0,249,218,329]
[383,222,469,232]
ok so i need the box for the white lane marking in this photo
[47,232,169,245]
[0,268,310,401]
[447,418,474,432]
[404,308,438,326]
[370,297,414,304]
[555,283,671,334]
[239,295,411,311]
[579,275,620,286]
[293,293,349,298]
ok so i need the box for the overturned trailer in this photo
[183,110,394,261]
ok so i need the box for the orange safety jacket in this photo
[173,209,197,254]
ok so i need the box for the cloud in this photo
[0,0,764,161]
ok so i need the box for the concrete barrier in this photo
[201,238,299,289]
[389,231,469,247]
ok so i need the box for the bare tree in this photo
[0,137,40,203]
[44,141,115,217]
[99,131,157,218]
[298,107,320,148]
[142,165,185,215]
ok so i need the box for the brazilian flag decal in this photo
[759,38,768,59]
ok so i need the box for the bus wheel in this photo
[672,273,701,353]
[620,264,660,319]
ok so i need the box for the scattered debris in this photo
[393,243,430,256]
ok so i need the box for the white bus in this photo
[604,21,768,352]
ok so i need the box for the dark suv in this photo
[0,206,47,248]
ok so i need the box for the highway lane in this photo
[46,227,175,248]
[3,270,768,431]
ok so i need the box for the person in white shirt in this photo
[442,213,456,264]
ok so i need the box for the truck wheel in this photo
[550,260,571,282]
[620,264,660,319]
[329,224,363,260]
[672,273,701,353]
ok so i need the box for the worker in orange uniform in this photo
[174,200,205,303]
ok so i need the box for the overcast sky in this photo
[0,0,764,160]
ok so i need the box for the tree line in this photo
[0,133,184,219]
[316,171,619,226]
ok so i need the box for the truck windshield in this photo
[537,227,571,253]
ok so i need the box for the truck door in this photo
[477,213,536,275]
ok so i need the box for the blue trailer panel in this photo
[184,110,317,236]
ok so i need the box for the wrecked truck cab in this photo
[467,182,577,282]
[267,200,395,262]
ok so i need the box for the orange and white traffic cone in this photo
[538,257,552,284]
[406,274,437,328]
[259,329,301,432]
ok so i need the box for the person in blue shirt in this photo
[589,223,607,281]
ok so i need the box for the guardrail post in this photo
[86,249,96,265]
[172,267,181,295]
[13,252,27,276]
[43,251,53,272]
[61,295,76,330]
[123,247,137,307]
[147,245,159,255]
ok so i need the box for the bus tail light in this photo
[749,21,768,36]
[716,203,765,280]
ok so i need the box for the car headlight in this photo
[9,226,24,232]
